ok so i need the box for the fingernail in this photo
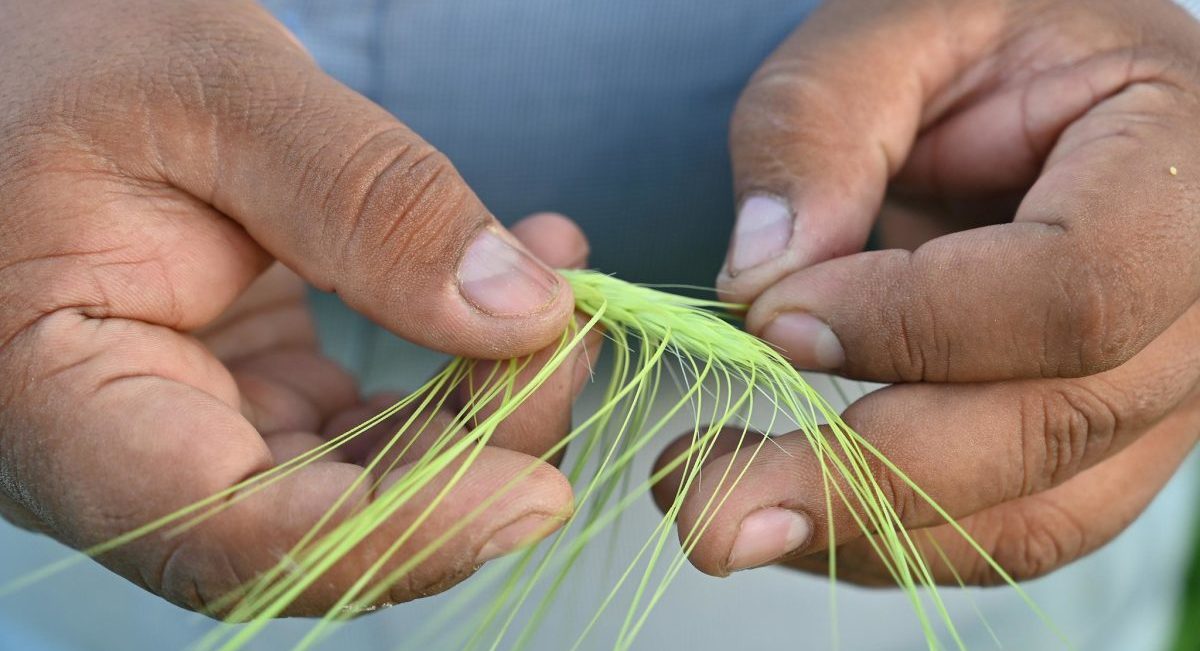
[762,312,845,370]
[459,229,560,317]
[727,507,811,572]
[728,195,793,275]
[475,513,562,564]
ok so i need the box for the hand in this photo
[0,0,591,615]
[658,0,1200,582]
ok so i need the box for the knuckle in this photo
[879,300,932,383]
[1053,255,1145,377]
[322,133,478,283]
[734,48,875,143]
[0,492,47,535]
[389,562,476,605]
[731,66,866,175]
[842,400,924,527]
[733,65,834,136]
[157,532,247,617]
[874,252,946,382]
[969,504,1087,585]
[1019,383,1122,494]
[873,463,920,529]
[732,48,909,177]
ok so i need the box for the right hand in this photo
[0,0,590,616]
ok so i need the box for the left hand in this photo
[655,0,1200,583]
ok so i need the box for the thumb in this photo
[144,3,573,359]
[719,0,988,302]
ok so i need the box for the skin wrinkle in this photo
[1038,286,1058,378]
[371,149,454,266]
[159,528,237,615]
[969,511,1047,584]
[86,255,177,325]
[1037,312,1200,493]
[155,461,279,608]
[1000,499,1084,581]
[190,575,212,616]
[1057,386,1114,483]
[0,306,99,373]
[0,244,133,282]
[313,126,415,259]
[6,193,258,337]
[1045,81,1180,170]
[1076,246,1149,374]
[871,456,919,537]
[333,150,417,282]
[919,272,951,383]
[373,192,478,320]
[896,251,926,382]
[893,296,919,383]
[948,513,1013,587]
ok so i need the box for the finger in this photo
[320,331,603,471]
[872,193,1024,252]
[788,397,1200,586]
[231,350,359,435]
[360,407,467,480]
[672,304,1200,576]
[0,492,47,535]
[740,34,1200,381]
[162,448,570,616]
[313,213,595,464]
[321,393,409,464]
[316,212,600,466]
[332,395,523,480]
[719,0,984,299]
[452,212,601,459]
[509,212,591,270]
[263,431,345,465]
[453,322,603,460]
[196,263,317,363]
[650,428,767,515]
[68,1,575,359]
[1,312,570,615]
[891,1,1200,197]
